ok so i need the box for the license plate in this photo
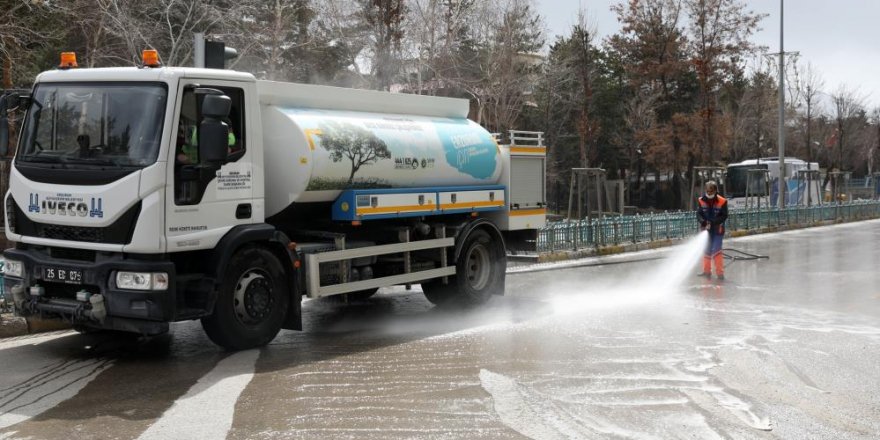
[42,267,83,284]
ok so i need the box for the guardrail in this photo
[538,200,880,253]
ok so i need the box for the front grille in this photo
[50,247,97,262]
[41,224,105,242]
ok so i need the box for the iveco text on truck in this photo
[0,50,546,349]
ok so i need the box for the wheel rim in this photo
[465,243,491,291]
[233,269,274,326]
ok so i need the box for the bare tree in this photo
[228,0,349,84]
[620,89,661,203]
[830,85,865,171]
[0,0,62,158]
[858,108,880,176]
[401,0,439,94]
[610,0,690,207]
[360,0,407,91]
[685,0,765,160]
[95,0,236,67]
[569,12,599,168]
[790,62,825,165]
[1,0,62,88]
[313,0,380,87]
[464,0,543,134]
[58,0,130,68]
[239,0,311,80]
[728,59,776,162]
[402,0,476,95]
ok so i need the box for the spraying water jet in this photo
[548,230,711,314]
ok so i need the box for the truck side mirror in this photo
[0,91,31,157]
[199,94,231,164]
[202,93,231,119]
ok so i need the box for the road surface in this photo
[1,221,878,439]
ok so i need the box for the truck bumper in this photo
[3,247,177,335]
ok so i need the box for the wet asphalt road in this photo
[1,221,879,439]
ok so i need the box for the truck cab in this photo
[2,63,268,335]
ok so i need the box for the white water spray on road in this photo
[549,230,709,314]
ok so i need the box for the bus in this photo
[725,158,821,210]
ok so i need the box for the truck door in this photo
[166,81,255,252]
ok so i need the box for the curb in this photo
[0,313,27,339]
[0,314,72,339]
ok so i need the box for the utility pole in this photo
[777,0,785,209]
[194,33,205,68]
[766,0,798,209]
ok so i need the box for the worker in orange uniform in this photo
[697,181,728,280]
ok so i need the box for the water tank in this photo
[257,81,503,217]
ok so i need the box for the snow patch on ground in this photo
[137,349,260,440]
[480,369,651,439]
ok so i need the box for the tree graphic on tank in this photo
[321,120,391,184]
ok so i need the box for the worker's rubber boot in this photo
[702,256,712,276]
[714,253,724,280]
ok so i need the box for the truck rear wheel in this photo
[202,246,289,350]
[422,228,504,307]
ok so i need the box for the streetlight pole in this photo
[777,0,786,209]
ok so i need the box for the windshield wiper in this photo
[64,157,115,165]
[18,155,65,165]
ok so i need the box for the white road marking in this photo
[0,331,76,351]
[0,357,113,430]
[137,349,260,440]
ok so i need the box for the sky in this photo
[536,0,880,109]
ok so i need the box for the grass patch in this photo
[306,177,393,191]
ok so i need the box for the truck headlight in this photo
[116,271,169,291]
[3,259,24,278]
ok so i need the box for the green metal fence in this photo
[537,200,880,253]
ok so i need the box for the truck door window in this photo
[174,86,246,205]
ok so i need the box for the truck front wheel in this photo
[422,228,505,307]
[202,246,289,350]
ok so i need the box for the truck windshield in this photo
[17,82,167,168]
[726,165,768,198]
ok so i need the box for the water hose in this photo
[721,248,770,261]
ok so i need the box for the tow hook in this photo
[88,294,107,322]
[11,284,26,311]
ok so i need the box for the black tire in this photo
[201,246,289,350]
[422,228,505,307]
[421,279,455,306]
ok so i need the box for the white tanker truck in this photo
[0,51,546,349]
